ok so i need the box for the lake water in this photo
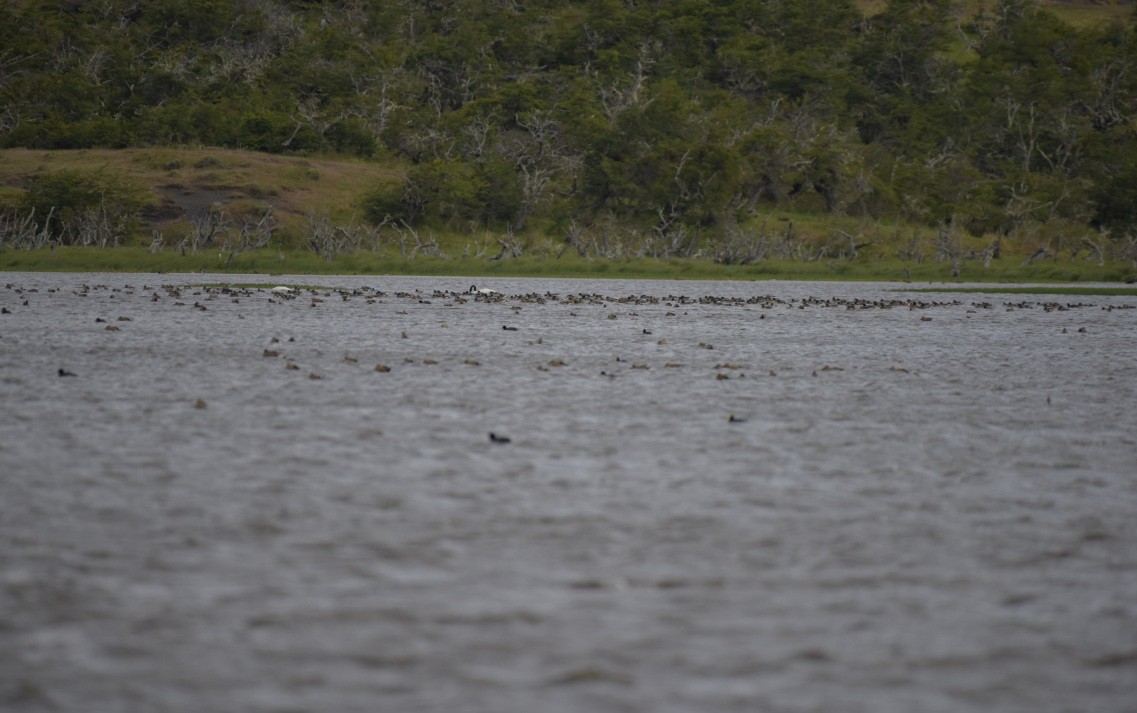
[2,272,1135,713]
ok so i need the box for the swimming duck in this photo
[489,432,511,444]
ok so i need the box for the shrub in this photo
[361,181,406,224]
[19,170,149,245]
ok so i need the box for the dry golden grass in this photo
[0,147,405,237]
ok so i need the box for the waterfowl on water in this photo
[469,285,499,295]
[728,414,747,423]
[489,432,511,444]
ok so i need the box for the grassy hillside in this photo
[0,147,401,238]
[2,147,1135,283]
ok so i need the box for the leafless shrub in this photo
[183,206,228,254]
[896,226,928,264]
[1080,235,1105,266]
[982,236,1001,267]
[647,215,695,260]
[709,218,769,265]
[934,218,962,276]
[391,220,447,260]
[1021,246,1054,266]
[563,218,588,258]
[1119,234,1137,268]
[221,205,279,267]
[564,213,673,261]
[300,210,390,259]
[490,228,523,261]
[0,207,53,249]
[771,220,809,260]
[66,204,133,248]
[462,232,492,259]
[833,229,870,260]
[306,211,352,259]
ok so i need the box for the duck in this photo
[728,414,747,423]
[489,432,511,444]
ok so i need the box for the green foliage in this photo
[1,0,1135,240]
[18,170,148,243]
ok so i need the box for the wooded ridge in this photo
[2,0,1137,270]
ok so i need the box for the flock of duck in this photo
[4,280,1119,444]
[250,283,1120,314]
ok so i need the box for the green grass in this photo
[3,246,1134,284]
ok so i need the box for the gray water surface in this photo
[2,273,1135,712]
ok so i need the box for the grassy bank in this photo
[3,245,1134,284]
[3,147,1137,283]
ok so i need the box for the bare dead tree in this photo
[1021,246,1053,266]
[222,205,278,267]
[710,219,768,265]
[284,94,348,148]
[463,232,491,259]
[1084,58,1137,131]
[649,209,692,260]
[0,207,53,250]
[77,45,109,85]
[934,217,962,276]
[186,205,228,254]
[982,236,1001,267]
[834,229,871,260]
[1081,235,1105,267]
[463,111,495,159]
[210,40,275,85]
[564,218,589,258]
[1120,234,1137,269]
[391,220,447,260]
[646,149,716,260]
[69,203,133,248]
[0,50,35,85]
[562,213,633,259]
[349,64,408,143]
[306,210,382,259]
[599,40,658,125]
[490,227,523,260]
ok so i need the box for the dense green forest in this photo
[2,0,1137,269]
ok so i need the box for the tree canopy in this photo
[3,0,1136,239]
